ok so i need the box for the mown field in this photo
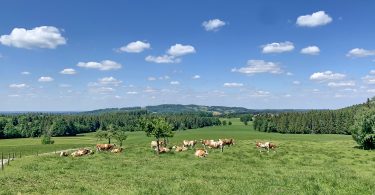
[0,119,374,194]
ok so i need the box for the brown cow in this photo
[220,138,235,147]
[183,140,197,149]
[96,144,116,151]
[111,147,123,153]
[71,148,93,157]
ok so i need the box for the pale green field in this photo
[0,119,374,194]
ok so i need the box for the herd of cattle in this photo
[59,139,277,158]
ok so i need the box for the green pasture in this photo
[0,119,374,194]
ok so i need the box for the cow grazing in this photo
[220,138,235,147]
[96,144,116,151]
[111,147,123,153]
[150,140,164,149]
[59,151,69,157]
[195,149,208,158]
[201,139,223,152]
[256,142,277,153]
[183,140,197,149]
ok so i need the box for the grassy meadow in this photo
[0,119,374,194]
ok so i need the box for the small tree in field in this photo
[228,121,232,125]
[113,130,128,147]
[41,132,54,144]
[222,120,227,126]
[143,117,174,155]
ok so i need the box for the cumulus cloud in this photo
[192,75,200,79]
[60,68,77,75]
[127,91,138,95]
[346,48,375,58]
[170,81,180,85]
[250,90,271,97]
[77,60,122,71]
[301,46,320,55]
[98,77,122,86]
[38,76,54,82]
[296,11,332,27]
[0,26,66,49]
[167,44,196,56]
[9,83,28,89]
[119,41,150,53]
[310,71,346,81]
[327,81,355,87]
[261,41,294,53]
[91,87,115,94]
[223,82,244,87]
[362,75,375,84]
[21,71,30,75]
[145,55,180,64]
[202,19,226,31]
[232,60,283,75]
[293,81,301,85]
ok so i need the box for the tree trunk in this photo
[108,137,111,144]
[156,138,160,155]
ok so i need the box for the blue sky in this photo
[1,0,375,111]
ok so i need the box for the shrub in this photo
[41,134,55,145]
[351,109,375,150]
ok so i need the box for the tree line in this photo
[0,110,221,139]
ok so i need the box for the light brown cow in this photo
[71,148,93,157]
[96,144,116,151]
[256,142,277,153]
[220,138,235,147]
[183,140,197,149]
[150,140,164,149]
[111,147,123,153]
[155,146,170,153]
[59,151,69,157]
[195,149,208,158]
[172,145,188,152]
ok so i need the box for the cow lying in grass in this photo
[154,146,170,153]
[96,144,116,152]
[150,140,164,149]
[71,148,94,157]
[183,140,197,149]
[60,151,69,157]
[256,142,277,153]
[195,149,208,158]
[111,147,123,153]
[172,145,188,152]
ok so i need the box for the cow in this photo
[71,148,93,157]
[150,140,164,149]
[59,151,69,157]
[172,145,188,152]
[183,140,197,149]
[256,142,277,153]
[155,146,170,153]
[96,144,116,151]
[220,138,235,147]
[195,149,208,158]
[111,147,123,153]
[201,139,223,152]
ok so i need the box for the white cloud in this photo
[293,81,301,85]
[59,84,71,88]
[145,55,180,64]
[167,44,196,56]
[301,46,320,55]
[370,70,375,74]
[223,82,244,87]
[310,71,346,81]
[77,60,122,71]
[143,87,158,93]
[286,72,293,76]
[98,77,122,86]
[38,76,54,82]
[261,41,294,53]
[21,71,30,75]
[296,11,332,27]
[192,75,200,79]
[127,91,138,95]
[9,83,28,89]
[60,68,77,75]
[346,48,375,58]
[8,94,21,97]
[0,26,66,49]
[327,81,355,87]
[119,41,150,53]
[91,87,115,94]
[202,19,226,31]
[367,89,375,93]
[250,90,271,97]
[148,77,157,81]
[170,81,180,85]
[232,60,283,75]
[362,75,375,84]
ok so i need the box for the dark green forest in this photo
[0,110,221,139]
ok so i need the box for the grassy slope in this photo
[0,119,374,195]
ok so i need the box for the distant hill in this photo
[82,104,310,115]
